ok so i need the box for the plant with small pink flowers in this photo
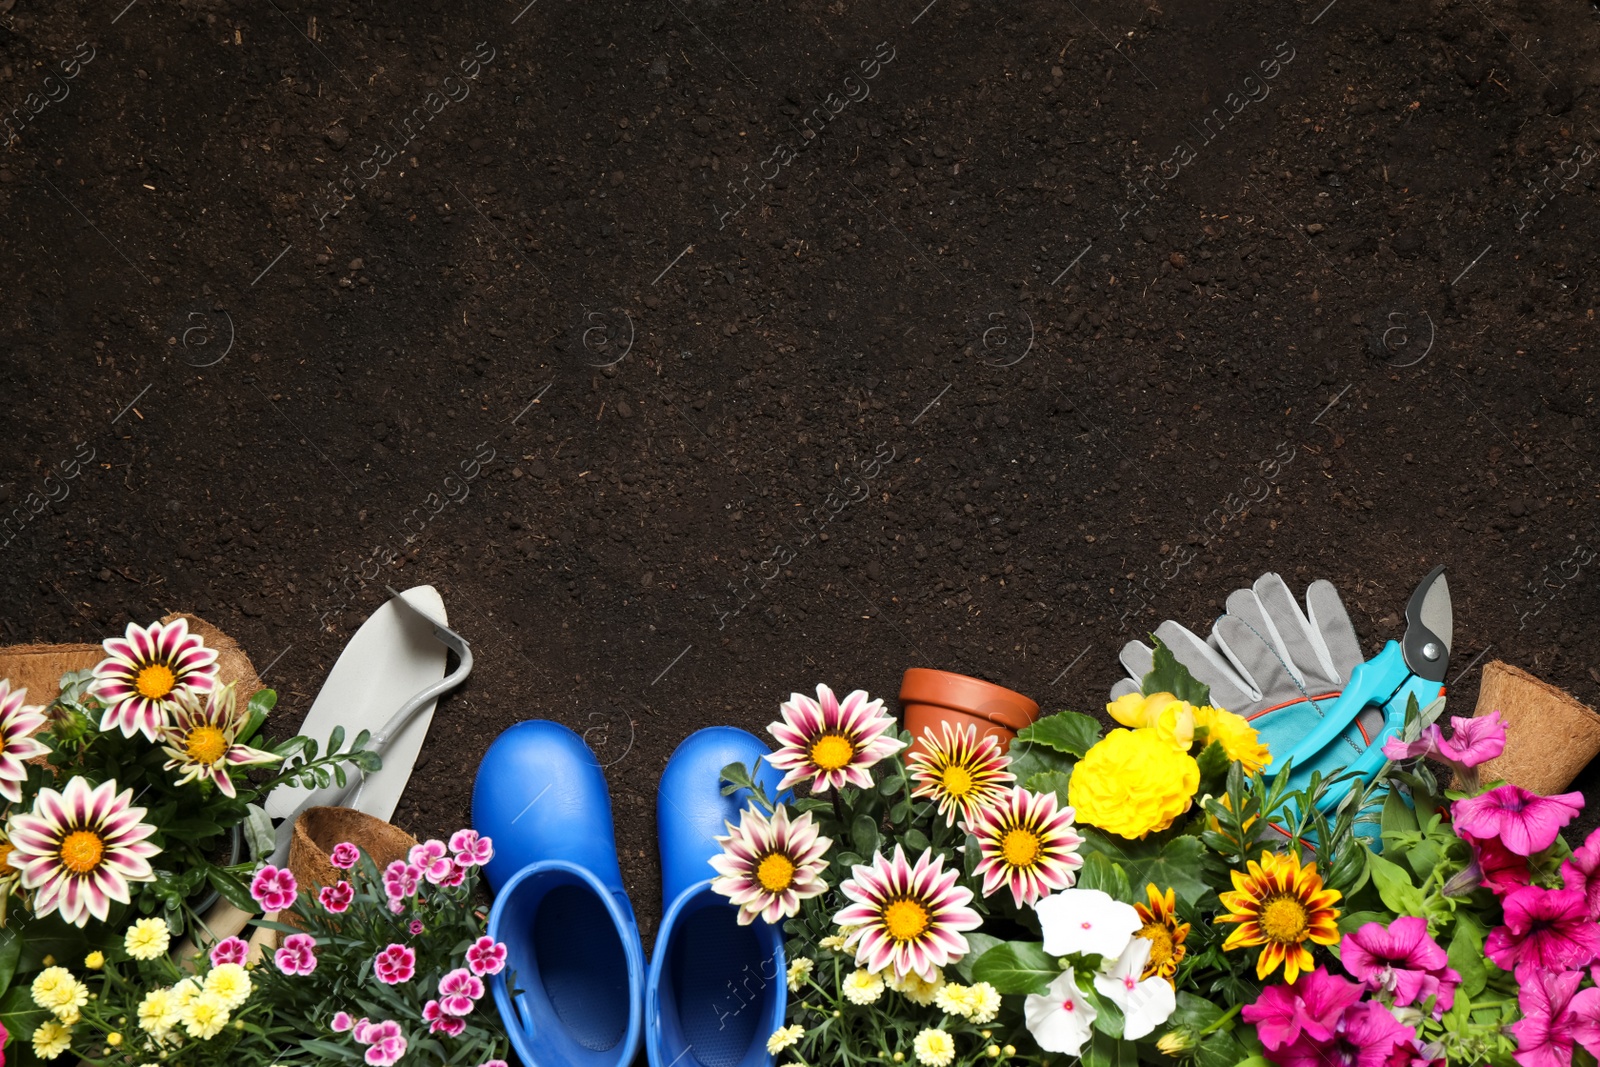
[248,829,506,1065]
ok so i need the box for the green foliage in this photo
[1015,710,1102,758]
[970,941,1059,995]
[1141,636,1212,706]
[1080,830,1214,909]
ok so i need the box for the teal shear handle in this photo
[1264,640,1444,815]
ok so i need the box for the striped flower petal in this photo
[8,777,161,927]
[160,683,281,798]
[907,721,1015,827]
[766,684,905,794]
[966,786,1084,908]
[710,804,832,925]
[0,680,50,804]
[833,844,982,984]
[91,618,220,741]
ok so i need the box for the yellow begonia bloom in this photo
[1069,729,1200,839]
[1108,692,1194,751]
[1193,705,1271,773]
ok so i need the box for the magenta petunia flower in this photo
[450,828,493,867]
[1241,966,1363,1052]
[767,683,905,793]
[374,943,416,985]
[1508,966,1585,1067]
[1435,710,1507,767]
[210,936,249,967]
[1341,917,1461,1014]
[329,842,361,869]
[1455,831,1532,899]
[1486,886,1600,973]
[1271,1000,1419,1067]
[1563,826,1600,922]
[320,880,354,914]
[275,932,319,976]
[91,617,220,740]
[1569,984,1600,1062]
[1452,785,1583,857]
[465,935,508,976]
[251,865,299,912]
[0,681,50,804]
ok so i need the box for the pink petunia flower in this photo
[1455,831,1532,899]
[1452,785,1583,857]
[1241,966,1363,1051]
[1270,1000,1419,1067]
[1562,826,1600,922]
[1434,710,1507,767]
[275,932,319,976]
[374,944,417,985]
[331,1011,355,1033]
[383,860,421,902]
[209,936,249,967]
[1486,886,1600,972]
[450,828,494,867]
[466,935,508,976]
[1508,966,1585,1067]
[320,881,354,914]
[251,865,299,912]
[329,842,361,870]
[410,839,456,884]
[1341,917,1461,1014]
[439,967,485,1016]
[1569,984,1600,1062]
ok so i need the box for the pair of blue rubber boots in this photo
[473,722,787,1067]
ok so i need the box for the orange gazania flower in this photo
[1214,850,1341,982]
[1133,884,1189,982]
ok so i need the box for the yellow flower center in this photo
[60,831,105,874]
[1259,896,1310,943]
[810,734,855,771]
[185,725,228,765]
[0,842,13,872]
[756,853,796,893]
[1001,828,1040,868]
[883,899,930,941]
[941,764,975,797]
[135,664,176,700]
[1138,923,1174,969]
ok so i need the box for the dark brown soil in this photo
[5,0,1600,975]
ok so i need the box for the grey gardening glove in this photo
[1109,573,1367,721]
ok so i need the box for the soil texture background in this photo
[4,0,1600,992]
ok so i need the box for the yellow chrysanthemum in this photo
[1214,850,1342,981]
[1107,692,1195,751]
[767,1024,805,1055]
[33,1018,72,1060]
[914,1028,957,1067]
[182,991,231,1040]
[786,957,813,993]
[204,963,252,1010]
[172,977,204,1011]
[1194,705,1271,773]
[934,981,970,1017]
[842,968,886,1005]
[125,917,171,960]
[31,967,87,1017]
[818,933,849,950]
[964,982,1001,1024]
[1068,729,1200,839]
[887,967,945,1006]
[137,987,182,1036]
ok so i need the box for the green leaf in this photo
[1025,769,1074,806]
[1142,635,1211,706]
[1195,740,1231,789]
[972,941,1059,994]
[903,828,930,854]
[1014,711,1103,758]
[1448,914,1489,999]
[1169,991,1227,1032]
[1082,1028,1139,1067]
[1194,1032,1250,1067]
[878,773,904,796]
[1365,850,1425,917]
[248,687,279,717]
[0,926,20,1000]
[851,815,880,857]
[1336,910,1391,935]
[1007,743,1075,783]
[328,724,346,753]
[208,868,257,912]
[0,984,50,1041]
[953,931,1002,982]
[1080,831,1213,909]
[1076,851,1132,901]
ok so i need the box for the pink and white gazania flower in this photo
[423,1000,467,1036]
[210,936,249,967]
[159,683,281,799]
[965,786,1085,908]
[275,932,319,976]
[410,839,455,884]
[374,944,416,985]
[438,967,485,1016]
[91,617,219,740]
[330,842,361,869]
[320,881,354,914]
[710,804,832,926]
[465,936,508,976]
[450,828,493,867]
[0,680,50,804]
[7,777,160,927]
[768,684,905,793]
[251,865,299,912]
[1025,965,1098,1056]
[834,844,982,983]
[907,721,1015,827]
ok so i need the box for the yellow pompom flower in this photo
[1107,692,1195,751]
[33,1019,73,1060]
[786,957,813,993]
[842,968,886,1005]
[887,967,945,1006]
[182,992,231,1040]
[933,982,970,1017]
[137,987,182,1036]
[1069,729,1200,839]
[1193,705,1271,773]
[964,982,1001,1024]
[766,1024,805,1055]
[125,917,171,960]
[84,951,105,970]
[31,967,89,1021]
[913,1028,957,1067]
[204,963,252,1010]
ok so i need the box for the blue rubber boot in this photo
[473,720,644,1067]
[648,728,789,1067]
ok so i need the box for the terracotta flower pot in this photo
[899,668,1040,756]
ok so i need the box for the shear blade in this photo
[1402,565,1452,682]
